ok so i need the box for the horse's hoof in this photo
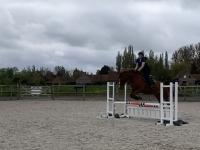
[130,94,139,100]
[114,113,120,118]
[108,113,113,117]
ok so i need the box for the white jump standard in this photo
[106,82,178,126]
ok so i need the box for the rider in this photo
[134,51,151,87]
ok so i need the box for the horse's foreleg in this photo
[152,86,161,103]
[130,91,142,100]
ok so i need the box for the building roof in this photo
[191,74,200,80]
[76,74,92,84]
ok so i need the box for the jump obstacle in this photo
[106,82,178,126]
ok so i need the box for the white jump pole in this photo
[107,82,127,117]
[160,82,164,125]
[107,81,178,126]
[175,82,178,121]
[169,82,173,126]
[159,82,178,126]
[106,82,115,117]
[124,83,127,115]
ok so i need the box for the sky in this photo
[0,0,200,73]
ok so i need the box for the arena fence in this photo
[0,84,199,101]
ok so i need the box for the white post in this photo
[124,83,127,115]
[112,82,115,116]
[106,82,111,116]
[159,82,178,126]
[160,82,164,124]
[106,82,109,116]
[107,82,128,118]
[174,82,178,121]
[169,82,173,126]
[107,82,115,117]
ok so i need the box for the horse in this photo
[118,70,169,102]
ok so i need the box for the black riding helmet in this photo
[138,51,144,56]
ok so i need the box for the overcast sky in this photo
[0,0,200,73]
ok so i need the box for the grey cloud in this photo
[0,0,200,73]
[179,0,200,9]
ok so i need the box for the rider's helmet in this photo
[138,51,144,57]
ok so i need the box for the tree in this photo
[164,51,169,70]
[192,43,200,73]
[0,68,16,84]
[116,51,122,72]
[127,45,135,68]
[122,47,128,69]
[154,54,165,81]
[72,68,86,80]
[171,62,189,78]
[147,50,155,75]
[54,66,66,78]
[147,51,171,82]
[118,45,135,70]
[99,65,111,74]
[171,43,200,74]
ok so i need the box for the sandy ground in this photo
[0,99,200,150]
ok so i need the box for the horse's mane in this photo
[120,69,141,75]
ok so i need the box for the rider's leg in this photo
[143,72,151,86]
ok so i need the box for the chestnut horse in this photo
[119,70,169,102]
